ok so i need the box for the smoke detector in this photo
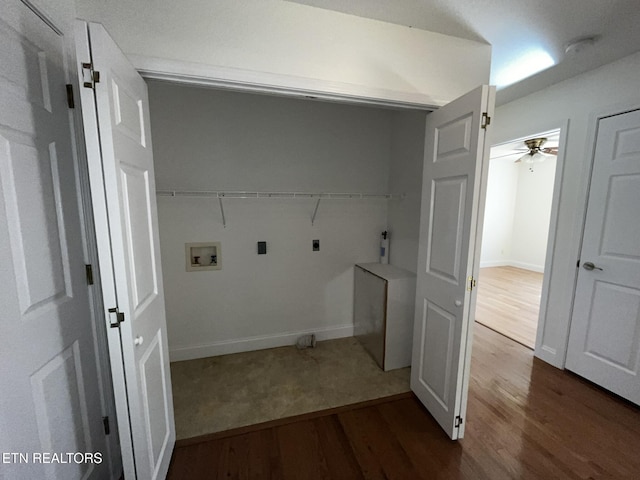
[565,36,599,56]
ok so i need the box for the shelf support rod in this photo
[311,198,321,226]
[218,197,226,228]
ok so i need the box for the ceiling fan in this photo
[515,137,558,163]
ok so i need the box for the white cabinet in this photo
[354,263,416,371]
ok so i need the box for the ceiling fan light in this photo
[516,151,550,163]
[531,151,550,163]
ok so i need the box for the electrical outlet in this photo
[312,239,320,251]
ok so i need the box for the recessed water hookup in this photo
[185,242,221,271]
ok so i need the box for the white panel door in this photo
[566,109,640,404]
[0,2,109,479]
[411,85,494,439]
[75,22,175,479]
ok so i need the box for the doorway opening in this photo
[475,128,561,349]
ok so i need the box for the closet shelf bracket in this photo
[311,198,321,226]
[218,197,226,228]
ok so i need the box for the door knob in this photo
[134,336,144,346]
[583,262,603,271]
[455,300,462,307]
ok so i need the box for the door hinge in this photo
[108,307,125,328]
[66,84,75,108]
[102,416,110,435]
[467,276,477,292]
[455,416,463,428]
[481,112,491,129]
[81,62,100,89]
[85,264,94,285]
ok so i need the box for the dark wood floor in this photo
[167,324,640,479]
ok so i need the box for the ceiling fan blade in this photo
[542,147,558,155]
[490,147,530,160]
[490,151,526,160]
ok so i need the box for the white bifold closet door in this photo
[75,21,175,479]
[411,85,495,440]
[0,3,110,479]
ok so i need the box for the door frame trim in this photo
[19,0,63,34]
[534,123,569,362]
[129,54,439,112]
[487,123,569,363]
[484,120,570,367]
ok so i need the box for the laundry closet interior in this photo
[148,79,427,431]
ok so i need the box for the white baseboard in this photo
[480,260,544,273]
[479,260,509,268]
[169,323,355,362]
[508,260,545,273]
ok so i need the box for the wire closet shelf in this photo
[156,190,403,227]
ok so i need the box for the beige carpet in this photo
[170,337,410,440]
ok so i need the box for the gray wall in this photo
[151,83,394,193]
[387,111,426,273]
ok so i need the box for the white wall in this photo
[387,111,426,273]
[149,82,396,360]
[493,51,640,368]
[75,0,491,107]
[481,157,556,272]
[510,159,557,271]
[480,159,519,267]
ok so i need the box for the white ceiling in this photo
[286,0,640,104]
